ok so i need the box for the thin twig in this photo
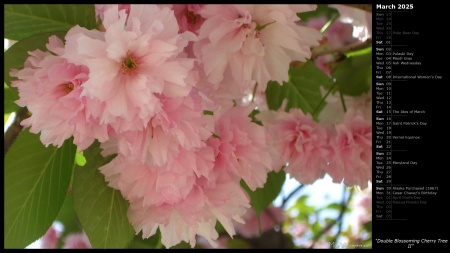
[282,184,304,208]
[312,39,372,58]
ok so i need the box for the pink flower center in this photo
[242,23,251,29]
[61,82,75,94]
[186,10,199,24]
[122,54,138,75]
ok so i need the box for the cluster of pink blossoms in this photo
[41,225,92,249]
[11,4,371,248]
[258,105,372,189]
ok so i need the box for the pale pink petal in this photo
[258,108,330,183]
[63,4,197,134]
[194,4,322,99]
[327,109,372,189]
[208,105,273,190]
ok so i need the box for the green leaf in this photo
[333,51,372,96]
[128,231,163,249]
[324,203,341,211]
[363,221,372,232]
[167,240,205,249]
[4,4,96,40]
[4,130,76,248]
[265,62,331,118]
[265,81,283,110]
[227,238,252,249]
[296,4,340,23]
[241,170,286,216]
[363,238,372,248]
[72,141,134,248]
[311,220,323,239]
[215,220,226,235]
[55,193,82,248]
[249,109,262,126]
[5,113,12,124]
[170,241,198,249]
[289,195,315,221]
[4,83,20,113]
[4,32,67,87]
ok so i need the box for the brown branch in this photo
[312,38,372,58]
[343,4,372,13]
[4,108,29,155]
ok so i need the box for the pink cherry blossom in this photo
[7,3,377,250]
[170,4,205,57]
[194,4,322,99]
[10,35,108,150]
[126,174,249,248]
[63,231,92,249]
[234,205,284,238]
[207,104,272,190]
[172,4,205,34]
[258,108,329,184]
[98,102,275,248]
[99,150,250,248]
[113,91,214,168]
[63,4,197,133]
[100,146,215,206]
[95,4,131,24]
[327,108,372,189]
[41,224,60,249]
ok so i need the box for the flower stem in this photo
[251,82,258,103]
[320,13,340,34]
[312,82,337,118]
[339,89,347,113]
